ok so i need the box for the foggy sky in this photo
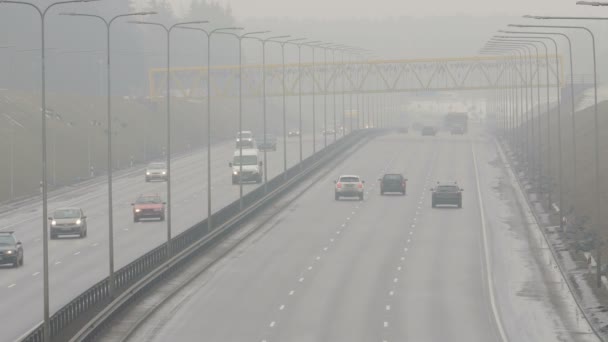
[170,0,600,19]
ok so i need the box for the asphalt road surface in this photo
[127,125,599,342]
[0,133,329,342]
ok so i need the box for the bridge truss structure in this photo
[148,55,562,100]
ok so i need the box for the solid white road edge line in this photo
[471,142,509,342]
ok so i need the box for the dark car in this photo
[450,125,465,135]
[258,134,277,151]
[0,232,23,268]
[379,174,407,195]
[431,182,463,208]
[132,194,166,222]
[421,126,437,136]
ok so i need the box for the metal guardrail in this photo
[21,130,373,342]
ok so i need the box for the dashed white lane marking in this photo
[341,224,346,227]
[386,305,391,311]
[400,256,405,261]
[279,305,285,311]
[32,272,40,276]
[389,290,394,296]
[289,290,295,296]
[346,217,351,220]
[269,321,276,328]
[409,231,413,235]
[384,321,389,328]
[329,238,335,243]
[54,261,61,265]
[397,266,402,271]
[307,266,313,271]
[315,256,321,261]
[298,277,304,282]
[411,224,415,228]
[404,248,408,252]
[8,283,16,288]
[92,242,99,247]
[336,231,341,235]
[393,278,398,283]
[73,251,80,256]
[407,239,411,243]
[323,247,328,251]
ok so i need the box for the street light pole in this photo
[1,2,100,340]
[501,30,577,215]
[284,39,309,166]
[176,26,243,233]
[513,20,601,287]
[219,30,270,211]
[244,34,290,188]
[129,20,208,256]
[61,10,156,300]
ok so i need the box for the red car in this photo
[132,194,165,222]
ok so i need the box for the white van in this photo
[229,149,263,184]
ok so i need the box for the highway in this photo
[0,133,329,342]
[125,126,599,342]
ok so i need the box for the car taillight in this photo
[337,182,342,189]
[357,183,363,189]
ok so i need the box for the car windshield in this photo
[340,177,360,183]
[148,163,166,169]
[233,156,258,166]
[384,174,402,181]
[237,132,253,139]
[0,235,15,246]
[437,185,459,192]
[137,196,162,204]
[53,209,81,219]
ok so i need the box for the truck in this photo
[445,112,468,134]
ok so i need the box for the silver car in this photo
[49,208,88,239]
[146,162,168,182]
[334,175,365,200]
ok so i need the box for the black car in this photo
[379,174,407,195]
[421,126,437,136]
[431,182,463,208]
[258,134,277,151]
[0,232,24,268]
[450,125,465,135]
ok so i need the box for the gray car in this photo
[146,162,168,182]
[49,207,88,239]
[431,182,463,208]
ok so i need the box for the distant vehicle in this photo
[431,182,463,208]
[450,125,465,135]
[132,194,166,222]
[445,112,468,133]
[0,231,23,268]
[49,207,88,239]
[236,131,255,149]
[145,162,168,182]
[421,126,437,136]
[258,134,277,151]
[230,149,263,184]
[334,175,365,201]
[379,174,407,195]
[288,130,300,137]
[322,128,336,135]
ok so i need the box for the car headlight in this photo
[76,219,81,225]
[6,250,14,255]
[135,208,141,213]
[236,138,241,142]
[51,220,57,226]
[162,171,166,175]
[233,171,239,175]
[146,171,151,175]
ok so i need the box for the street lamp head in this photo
[523,15,543,19]
[577,1,604,5]
[268,35,291,40]
[243,30,270,37]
